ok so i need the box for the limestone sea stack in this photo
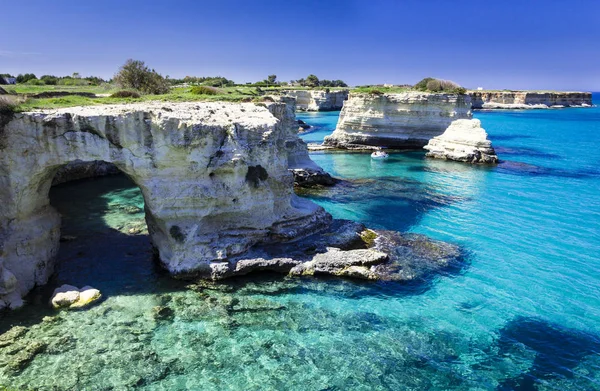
[469,91,593,109]
[424,119,498,164]
[0,101,330,308]
[284,90,348,111]
[323,92,472,149]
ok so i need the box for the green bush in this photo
[414,77,436,91]
[110,90,141,98]
[426,79,442,92]
[190,86,218,95]
[415,77,464,94]
[113,59,170,95]
[26,78,45,86]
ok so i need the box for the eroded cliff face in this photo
[323,92,472,149]
[284,90,348,111]
[469,91,593,109]
[272,97,338,186]
[0,101,330,308]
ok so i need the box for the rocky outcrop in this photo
[284,90,348,111]
[424,119,498,164]
[469,91,593,109]
[205,220,463,281]
[0,101,330,308]
[323,92,472,149]
[274,97,338,187]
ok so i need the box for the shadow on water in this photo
[494,146,562,160]
[496,317,600,390]
[297,176,467,232]
[497,161,600,179]
[490,134,535,141]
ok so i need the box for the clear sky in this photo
[2,0,599,90]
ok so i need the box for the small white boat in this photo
[371,150,389,159]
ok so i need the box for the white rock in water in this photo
[50,284,81,309]
[50,284,101,309]
[424,119,498,164]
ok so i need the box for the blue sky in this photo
[2,0,599,90]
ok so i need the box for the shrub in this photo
[26,78,46,86]
[113,59,170,95]
[426,79,442,92]
[414,77,436,91]
[368,89,384,95]
[416,77,463,93]
[110,90,141,98]
[190,86,218,95]
[40,75,59,85]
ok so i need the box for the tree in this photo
[16,73,37,83]
[306,74,319,88]
[40,75,59,85]
[267,74,277,85]
[113,59,170,94]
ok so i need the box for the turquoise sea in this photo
[1,96,599,390]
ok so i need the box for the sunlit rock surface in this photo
[469,91,592,109]
[323,92,472,149]
[424,119,498,164]
[284,90,348,111]
[0,101,330,308]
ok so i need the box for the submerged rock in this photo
[50,284,102,309]
[289,248,387,279]
[370,230,463,281]
[197,219,463,283]
[5,340,47,372]
[424,119,498,164]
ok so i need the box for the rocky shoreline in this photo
[468,90,592,109]
[0,98,462,309]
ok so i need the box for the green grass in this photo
[13,87,264,112]
[351,86,414,94]
[2,84,115,95]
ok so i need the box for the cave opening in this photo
[46,161,161,298]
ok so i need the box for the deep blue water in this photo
[0,97,599,390]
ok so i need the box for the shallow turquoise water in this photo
[1,98,599,390]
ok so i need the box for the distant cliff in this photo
[323,92,472,149]
[284,90,348,111]
[469,91,592,109]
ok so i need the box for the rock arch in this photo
[0,102,327,308]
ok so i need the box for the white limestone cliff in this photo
[0,101,330,308]
[469,91,593,109]
[424,119,498,164]
[284,90,348,111]
[323,92,472,149]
